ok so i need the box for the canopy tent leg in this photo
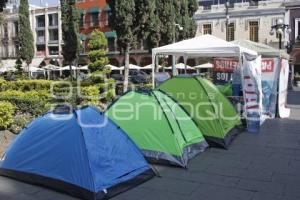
[172,55,177,76]
[152,54,156,89]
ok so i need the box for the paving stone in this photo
[141,177,199,195]
[188,184,255,200]
[284,183,300,198]
[236,179,285,195]
[252,192,284,200]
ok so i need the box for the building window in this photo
[227,23,235,41]
[249,21,259,42]
[80,14,84,28]
[36,30,45,44]
[48,13,58,26]
[49,29,59,42]
[203,24,212,35]
[90,13,99,27]
[49,46,59,55]
[14,21,18,37]
[249,0,259,7]
[36,15,45,28]
[296,18,300,39]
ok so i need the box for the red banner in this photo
[213,58,239,73]
[261,59,275,73]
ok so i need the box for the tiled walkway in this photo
[1,90,300,200]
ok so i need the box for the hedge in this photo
[0,79,53,92]
[0,101,15,129]
[0,90,50,116]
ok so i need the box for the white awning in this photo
[166,63,193,69]
[43,64,61,71]
[61,66,79,70]
[105,64,123,71]
[194,62,213,69]
[29,58,44,68]
[143,64,162,69]
[120,64,141,70]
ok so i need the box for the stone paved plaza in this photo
[0,90,300,200]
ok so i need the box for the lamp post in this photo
[269,19,291,117]
[269,19,292,49]
[172,23,183,76]
[225,1,230,41]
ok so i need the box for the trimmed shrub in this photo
[0,90,50,116]
[9,114,33,134]
[0,101,15,129]
[0,80,53,92]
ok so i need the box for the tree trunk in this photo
[69,62,73,81]
[123,44,130,93]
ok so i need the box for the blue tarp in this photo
[0,106,152,194]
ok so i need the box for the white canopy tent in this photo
[151,34,258,85]
[61,66,79,71]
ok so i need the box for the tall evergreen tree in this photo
[147,0,161,49]
[0,0,7,12]
[61,0,80,80]
[18,0,34,76]
[188,0,198,18]
[107,0,136,92]
[156,0,175,46]
[88,30,109,73]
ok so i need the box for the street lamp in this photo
[269,19,292,49]
[225,1,230,41]
[172,23,183,76]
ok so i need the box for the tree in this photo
[107,0,136,92]
[147,0,161,49]
[0,0,7,12]
[61,0,80,81]
[156,0,175,46]
[88,30,109,73]
[18,0,34,77]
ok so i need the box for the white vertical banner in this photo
[278,59,291,118]
[242,55,263,132]
[261,58,280,119]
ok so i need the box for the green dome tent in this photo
[158,76,242,148]
[106,90,208,168]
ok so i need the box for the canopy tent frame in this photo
[151,35,258,88]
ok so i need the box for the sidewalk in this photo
[1,90,300,200]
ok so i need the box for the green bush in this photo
[80,86,99,105]
[0,79,53,92]
[9,114,33,134]
[0,101,15,130]
[0,90,50,116]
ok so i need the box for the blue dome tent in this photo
[0,106,154,200]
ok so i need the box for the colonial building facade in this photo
[195,0,286,48]
[285,0,300,73]
[0,1,19,59]
[29,5,63,65]
[76,0,151,67]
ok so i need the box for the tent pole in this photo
[172,55,177,76]
[152,53,156,89]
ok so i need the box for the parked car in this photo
[111,73,124,81]
[129,70,149,84]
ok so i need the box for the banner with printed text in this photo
[242,55,263,128]
[278,59,291,118]
[213,58,239,84]
[261,58,280,119]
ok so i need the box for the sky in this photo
[29,0,59,7]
